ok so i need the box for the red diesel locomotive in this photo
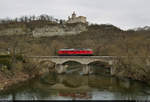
[58,48,93,56]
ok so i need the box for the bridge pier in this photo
[109,60,115,75]
[55,64,68,74]
[82,64,93,75]
[110,66,116,75]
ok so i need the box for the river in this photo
[0,65,150,100]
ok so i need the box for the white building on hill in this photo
[66,12,87,24]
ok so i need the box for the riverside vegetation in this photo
[0,15,150,89]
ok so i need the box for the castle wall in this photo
[67,17,86,24]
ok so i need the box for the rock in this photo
[0,84,4,90]
[4,81,7,85]
[33,24,87,37]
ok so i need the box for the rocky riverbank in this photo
[0,58,56,91]
[0,71,32,90]
[112,56,150,85]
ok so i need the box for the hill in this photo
[1,16,150,84]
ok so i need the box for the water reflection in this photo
[58,92,92,100]
[0,72,150,100]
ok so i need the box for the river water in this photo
[0,66,150,100]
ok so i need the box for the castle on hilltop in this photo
[66,11,87,24]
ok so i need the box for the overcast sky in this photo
[0,0,150,30]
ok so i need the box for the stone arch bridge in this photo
[27,56,117,75]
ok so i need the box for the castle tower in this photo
[68,16,70,20]
[72,11,76,19]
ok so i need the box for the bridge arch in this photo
[87,60,111,75]
[61,60,83,72]
[88,60,109,66]
[87,59,109,65]
[60,59,85,65]
[62,60,82,65]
